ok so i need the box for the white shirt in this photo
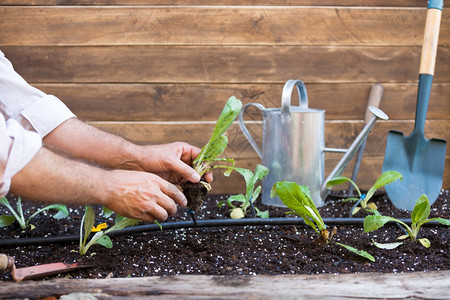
[0,50,76,196]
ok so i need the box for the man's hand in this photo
[134,142,214,184]
[104,169,188,222]
[10,147,189,223]
[43,119,213,185]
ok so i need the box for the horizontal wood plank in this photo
[34,83,450,121]
[0,270,447,300]
[3,46,450,83]
[88,120,449,158]
[2,7,449,46]
[0,1,430,7]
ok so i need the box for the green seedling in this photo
[271,181,375,262]
[0,196,68,231]
[218,164,269,219]
[79,206,140,255]
[182,96,243,210]
[364,194,450,249]
[192,96,242,178]
[326,170,403,216]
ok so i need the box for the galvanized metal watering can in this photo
[239,79,388,207]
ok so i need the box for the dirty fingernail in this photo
[189,172,201,182]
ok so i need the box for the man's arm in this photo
[42,117,141,171]
[10,147,187,222]
[43,117,212,183]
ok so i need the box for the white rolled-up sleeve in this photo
[0,50,75,137]
[0,115,42,197]
[0,49,75,196]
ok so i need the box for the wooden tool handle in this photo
[419,1,443,76]
[364,84,384,123]
[0,254,14,271]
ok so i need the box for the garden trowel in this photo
[0,253,90,282]
[382,0,447,211]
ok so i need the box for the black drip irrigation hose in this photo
[0,217,443,247]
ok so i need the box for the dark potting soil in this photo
[0,190,448,281]
[180,181,208,211]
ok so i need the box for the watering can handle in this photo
[281,79,308,115]
[238,102,265,158]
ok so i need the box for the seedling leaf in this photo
[326,177,361,197]
[363,215,398,232]
[96,235,113,249]
[411,194,430,224]
[227,194,246,207]
[397,234,410,240]
[367,202,378,210]
[271,181,326,233]
[430,218,450,226]
[254,207,269,219]
[208,96,242,145]
[193,96,242,172]
[352,207,361,216]
[102,207,114,218]
[365,170,402,202]
[0,197,25,229]
[342,197,360,203]
[222,164,269,219]
[29,204,69,220]
[80,206,95,253]
[0,215,16,227]
[418,238,431,248]
[371,239,403,249]
[336,242,375,262]
[107,217,140,232]
[251,186,262,203]
[202,135,228,162]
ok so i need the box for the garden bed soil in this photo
[0,190,448,281]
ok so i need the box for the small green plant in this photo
[271,181,374,262]
[325,170,403,216]
[0,196,68,231]
[218,164,269,219]
[364,194,450,249]
[79,206,140,255]
[192,96,242,179]
[182,96,243,210]
[271,181,329,242]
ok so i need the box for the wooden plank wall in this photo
[0,1,449,195]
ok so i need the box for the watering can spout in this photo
[319,106,389,199]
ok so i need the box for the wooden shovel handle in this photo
[0,254,14,271]
[364,84,384,123]
[419,1,443,76]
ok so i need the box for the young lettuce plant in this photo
[79,206,140,255]
[271,181,374,262]
[364,194,450,249]
[218,164,269,219]
[325,170,403,216]
[0,196,68,231]
[181,96,242,211]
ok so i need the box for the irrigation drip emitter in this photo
[0,217,443,247]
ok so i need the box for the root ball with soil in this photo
[181,181,209,211]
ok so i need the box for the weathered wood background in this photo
[0,271,449,299]
[1,0,449,193]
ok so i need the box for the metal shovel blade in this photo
[383,130,446,211]
[12,262,88,282]
[383,2,446,211]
